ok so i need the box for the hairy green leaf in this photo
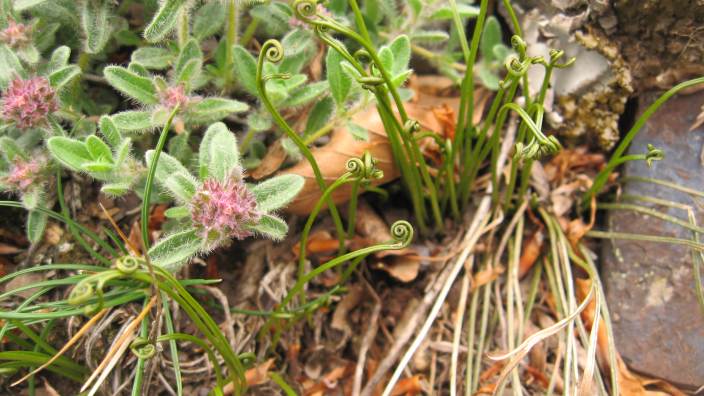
[112,111,155,132]
[81,0,112,54]
[250,174,304,213]
[390,35,411,75]
[412,30,450,43]
[148,228,202,271]
[175,39,203,85]
[164,205,190,219]
[143,0,187,43]
[305,97,334,135]
[193,1,225,40]
[326,49,352,107]
[199,122,240,182]
[48,46,71,71]
[98,116,122,147]
[248,214,287,240]
[48,65,80,90]
[26,210,48,244]
[104,66,158,105]
[186,98,249,124]
[132,47,173,70]
[0,45,25,89]
[145,150,197,202]
[85,135,113,163]
[47,137,92,171]
[283,81,328,108]
[481,16,502,62]
[101,182,131,196]
[232,45,258,96]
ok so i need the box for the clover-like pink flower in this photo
[0,21,30,47]
[2,77,58,129]
[159,85,189,109]
[4,157,43,193]
[190,175,261,248]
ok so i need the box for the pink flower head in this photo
[2,77,58,129]
[4,156,43,193]
[190,175,260,248]
[159,85,189,109]
[0,21,30,47]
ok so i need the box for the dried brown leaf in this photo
[375,255,421,283]
[472,265,505,290]
[519,229,544,278]
[390,374,423,396]
[251,140,287,180]
[282,90,462,215]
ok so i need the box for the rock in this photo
[602,90,704,390]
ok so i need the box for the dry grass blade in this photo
[11,308,109,386]
[488,283,596,395]
[86,330,136,396]
[80,296,156,393]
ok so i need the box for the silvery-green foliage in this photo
[144,0,188,43]
[146,122,305,271]
[103,45,248,133]
[378,35,412,88]
[46,124,139,197]
[476,16,512,90]
[80,0,113,54]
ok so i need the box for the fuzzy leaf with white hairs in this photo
[85,135,113,163]
[250,174,305,213]
[199,122,240,182]
[174,40,203,87]
[148,228,202,271]
[186,98,249,124]
[283,81,329,108]
[101,182,131,196]
[26,209,47,243]
[193,1,225,40]
[175,58,201,86]
[0,45,25,89]
[48,46,71,71]
[145,150,198,202]
[143,0,187,43]
[248,214,288,241]
[111,110,155,132]
[98,116,122,147]
[131,47,173,70]
[48,65,80,90]
[104,66,158,105]
[232,45,258,96]
[47,137,92,171]
[0,137,26,162]
[326,49,352,107]
[81,0,112,54]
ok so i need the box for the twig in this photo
[352,296,381,396]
